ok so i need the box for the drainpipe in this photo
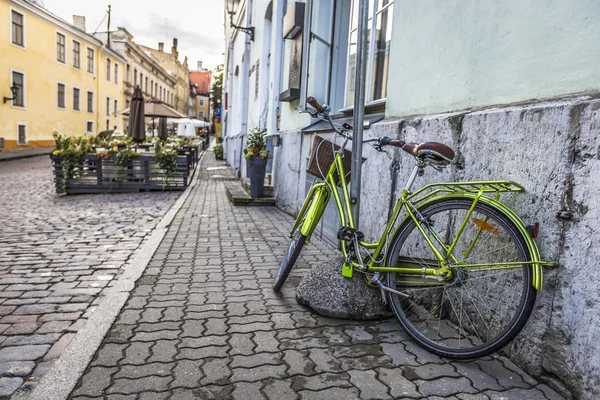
[237,0,252,177]
[269,0,284,197]
[350,0,369,228]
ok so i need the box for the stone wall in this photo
[274,95,600,399]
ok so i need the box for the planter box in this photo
[51,153,189,194]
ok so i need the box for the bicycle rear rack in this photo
[407,180,524,204]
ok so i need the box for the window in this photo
[11,10,24,47]
[344,0,394,106]
[106,120,110,130]
[134,68,138,86]
[11,71,24,107]
[73,41,81,69]
[106,97,110,116]
[114,64,119,84]
[17,123,27,145]
[126,64,131,83]
[107,58,111,81]
[114,99,118,117]
[87,91,94,113]
[140,73,143,90]
[57,33,66,63]
[198,111,204,119]
[57,83,65,109]
[87,48,94,73]
[73,88,80,111]
[145,77,148,93]
[126,100,130,108]
[199,99,205,106]
[151,80,154,97]
[87,121,94,133]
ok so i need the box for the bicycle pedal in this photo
[337,226,356,241]
[337,227,365,241]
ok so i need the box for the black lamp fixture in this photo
[226,0,254,41]
[3,84,18,104]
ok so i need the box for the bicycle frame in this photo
[292,144,551,291]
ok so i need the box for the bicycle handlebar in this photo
[306,96,325,113]
[306,95,405,150]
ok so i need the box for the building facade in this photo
[0,0,126,149]
[140,39,190,116]
[190,63,211,122]
[223,1,600,398]
[95,28,177,132]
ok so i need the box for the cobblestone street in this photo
[68,152,564,400]
[0,156,180,398]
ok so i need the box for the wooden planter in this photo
[51,153,190,194]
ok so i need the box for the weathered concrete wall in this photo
[386,0,600,118]
[275,96,600,399]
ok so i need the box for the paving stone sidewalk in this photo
[69,151,564,400]
[0,157,180,398]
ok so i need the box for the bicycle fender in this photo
[411,193,544,292]
[301,186,331,241]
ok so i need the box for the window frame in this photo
[87,90,94,113]
[87,47,95,74]
[57,82,66,109]
[10,69,26,109]
[73,86,81,111]
[86,120,94,133]
[56,31,66,65]
[198,111,204,119]
[17,122,27,146]
[10,8,26,49]
[114,99,118,117]
[72,40,81,69]
[114,63,119,84]
[343,0,394,108]
[106,97,110,117]
[199,99,205,107]
[106,58,111,81]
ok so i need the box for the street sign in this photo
[215,108,221,115]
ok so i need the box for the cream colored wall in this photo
[97,53,125,132]
[195,95,209,120]
[385,0,600,117]
[0,0,126,149]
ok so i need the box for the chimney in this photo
[73,15,86,32]
[158,42,164,52]
[172,38,178,57]
[197,61,203,70]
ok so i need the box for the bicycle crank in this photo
[372,273,410,300]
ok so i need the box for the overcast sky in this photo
[43,0,225,70]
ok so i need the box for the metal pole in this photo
[107,5,111,48]
[237,0,252,177]
[350,0,369,228]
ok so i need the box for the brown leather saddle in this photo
[402,142,456,164]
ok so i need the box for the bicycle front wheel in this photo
[273,229,306,292]
[386,198,537,359]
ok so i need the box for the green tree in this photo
[211,64,223,115]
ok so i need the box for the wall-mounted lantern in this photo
[226,0,255,41]
[3,84,18,104]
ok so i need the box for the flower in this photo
[243,127,270,160]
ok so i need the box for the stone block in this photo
[296,257,391,320]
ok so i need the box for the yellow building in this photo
[0,0,126,150]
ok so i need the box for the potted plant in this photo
[243,127,270,198]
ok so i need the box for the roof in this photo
[190,71,212,94]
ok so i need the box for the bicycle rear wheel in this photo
[273,229,306,292]
[386,198,537,359]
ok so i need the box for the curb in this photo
[0,150,53,163]
[27,150,207,400]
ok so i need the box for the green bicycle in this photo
[273,96,553,359]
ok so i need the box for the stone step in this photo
[224,181,276,206]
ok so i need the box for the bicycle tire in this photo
[386,198,537,359]
[273,230,306,292]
